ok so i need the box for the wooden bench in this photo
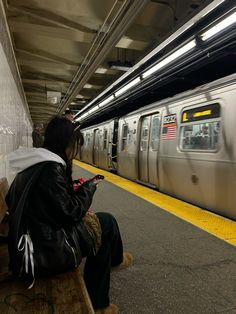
[0,177,95,314]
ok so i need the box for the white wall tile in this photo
[0,43,31,182]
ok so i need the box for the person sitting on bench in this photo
[6,116,133,314]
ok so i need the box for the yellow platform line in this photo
[74,160,236,246]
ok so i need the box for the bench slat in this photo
[0,267,95,313]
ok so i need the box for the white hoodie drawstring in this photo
[17,232,35,289]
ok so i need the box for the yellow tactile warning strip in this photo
[73,160,236,246]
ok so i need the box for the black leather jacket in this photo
[6,161,96,253]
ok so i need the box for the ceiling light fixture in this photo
[95,67,110,74]
[76,112,88,121]
[99,95,114,107]
[142,40,196,79]
[109,60,133,71]
[84,84,93,89]
[201,11,236,41]
[89,105,99,114]
[115,77,141,97]
[75,0,227,121]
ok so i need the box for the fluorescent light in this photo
[201,11,236,41]
[88,105,99,114]
[99,95,114,107]
[110,65,131,71]
[76,112,88,121]
[109,60,133,72]
[115,77,141,97]
[95,67,110,74]
[75,0,227,117]
[84,84,93,89]
[142,40,196,79]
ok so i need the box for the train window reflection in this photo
[140,117,149,151]
[180,121,220,151]
[121,124,128,151]
[150,116,160,151]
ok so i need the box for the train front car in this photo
[78,74,236,220]
[117,74,236,220]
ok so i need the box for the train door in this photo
[93,129,99,166]
[111,119,118,162]
[138,114,160,187]
[108,119,118,171]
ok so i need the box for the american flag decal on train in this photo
[161,114,177,140]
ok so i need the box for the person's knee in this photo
[96,212,116,224]
[96,212,119,237]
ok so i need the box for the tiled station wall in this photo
[0,1,32,182]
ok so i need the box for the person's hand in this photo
[92,174,105,185]
[92,178,103,185]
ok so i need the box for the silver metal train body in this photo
[79,74,236,220]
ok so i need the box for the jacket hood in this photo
[8,147,66,173]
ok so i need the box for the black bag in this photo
[29,224,81,277]
[8,162,82,287]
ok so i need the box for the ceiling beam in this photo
[27,99,48,104]
[30,110,55,115]
[30,109,58,114]
[24,85,68,94]
[30,108,58,114]
[15,48,79,66]
[17,57,118,76]
[22,78,70,85]
[17,58,78,71]
[9,21,94,43]
[24,83,67,93]
[23,72,71,82]
[25,91,47,97]
[7,4,96,33]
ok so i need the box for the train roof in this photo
[122,73,236,118]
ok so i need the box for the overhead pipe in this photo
[57,0,150,114]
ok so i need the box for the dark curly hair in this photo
[43,116,83,183]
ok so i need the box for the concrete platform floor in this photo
[73,164,236,314]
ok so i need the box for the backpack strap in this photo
[8,162,50,286]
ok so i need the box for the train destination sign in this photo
[181,103,220,123]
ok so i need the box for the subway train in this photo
[79,73,236,220]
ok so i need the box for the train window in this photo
[103,129,108,150]
[179,121,221,151]
[150,116,160,151]
[140,117,149,151]
[121,124,128,151]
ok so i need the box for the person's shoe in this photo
[95,303,118,314]
[112,252,133,272]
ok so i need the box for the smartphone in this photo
[93,174,105,180]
